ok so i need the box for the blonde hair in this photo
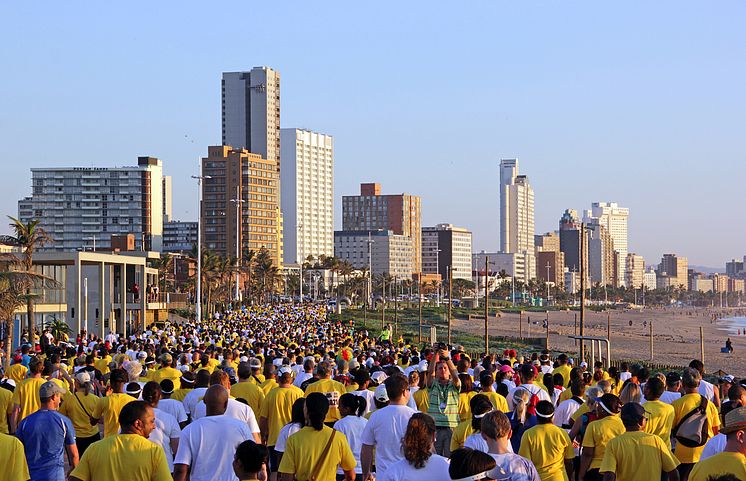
[585,386,603,408]
[512,388,531,424]
[619,383,642,404]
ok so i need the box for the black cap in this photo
[620,402,648,424]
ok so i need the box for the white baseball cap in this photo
[374,384,389,403]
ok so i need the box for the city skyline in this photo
[2,2,745,266]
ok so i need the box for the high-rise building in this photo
[625,253,645,289]
[559,209,587,284]
[19,157,164,252]
[222,67,281,169]
[422,224,473,281]
[537,250,565,286]
[726,258,745,278]
[162,176,172,223]
[587,221,616,286]
[280,128,334,265]
[583,202,629,287]
[334,230,413,279]
[643,268,657,291]
[500,159,535,254]
[342,183,421,274]
[535,232,560,253]
[163,221,198,252]
[201,146,282,267]
[657,254,688,289]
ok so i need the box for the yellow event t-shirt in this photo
[671,393,720,463]
[689,451,746,481]
[414,388,430,413]
[93,393,135,437]
[642,399,675,448]
[570,403,590,423]
[59,391,100,438]
[304,379,346,423]
[278,426,356,481]
[69,433,172,481]
[152,367,182,390]
[458,391,477,422]
[0,387,14,434]
[171,388,192,402]
[11,377,46,421]
[0,432,30,481]
[450,418,474,452]
[259,385,304,446]
[260,378,278,395]
[231,381,265,416]
[552,364,573,387]
[600,431,679,480]
[518,423,574,481]
[6,364,28,384]
[483,391,509,412]
[581,415,625,470]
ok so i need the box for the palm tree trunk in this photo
[26,290,34,343]
[4,320,12,370]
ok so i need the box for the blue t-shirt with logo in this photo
[17,409,76,481]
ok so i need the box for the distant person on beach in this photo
[725,338,733,353]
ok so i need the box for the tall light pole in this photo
[86,236,96,252]
[435,248,442,307]
[298,223,304,303]
[230,186,245,302]
[366,233,374,308]
[191,170,211,323]
[545,261,551,305]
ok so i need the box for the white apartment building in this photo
[643,268,657,291]
[499,159,536,281]
[625,253,645,289]
[334,230,413,280]
[280,129,334,264]
[422,224,472,281]
[19,157,165,252]
[472,251,534,284]
[584,202,629,287]
[222,67,281,167]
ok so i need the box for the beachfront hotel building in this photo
[499,159,536,282]
[625,253,645,289]
[658,254,688,290]
[422,224,473,281]
[342,183,421,275]
[18,157,165,252]
[200,146,282,267]
[334,230,413,279]
[584,202,629,287]
[280,129,334,265]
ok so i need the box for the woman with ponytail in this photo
[506,388,537,453]
[378,413,451,481]
[333,394,368,480]
[463,394,496,453]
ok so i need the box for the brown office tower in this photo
[201,146,282,268]
[342,183,421,274]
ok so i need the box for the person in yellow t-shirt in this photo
[6,356,28,384]
[304,362,346,423]
[642,377,675,448]
[170,371,195,402]
[518,401,575,481]
[247,358,266,385]
[59,371,101,455]
[94,349,112,377]
[451,394,493,452]
[69,400,172,481]
[10,358,46,431]
[479,371,509,412]
[91,368,135,437]
[552,354,573,388]
[233,440,269,481]
[689,405,746,481]
[258,367,304,448]
[0,380,14,434]
[0,431,30,481]
[260,366,279,395]
[600,402,679,481]
[579,393,625,481]
[232,362,266,416]
[278,392,356,481]
[152,354,182,390]
[458,374,477,422]
[671,368,721,479]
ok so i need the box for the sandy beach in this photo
[454,307,746,377]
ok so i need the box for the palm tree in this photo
[240,249,256,302]
[254,248,280,304]
[0,217,53,341]
[47,318,72,342]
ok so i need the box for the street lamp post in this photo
[366,233,374,308]
[230,186,245,303]
[191,169,212,323]
[435,248,442,307]
[545,262,551,305]
[298,223,304,304]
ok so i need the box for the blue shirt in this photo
[17,409,76,481]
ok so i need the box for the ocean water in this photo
[717,316,746,336]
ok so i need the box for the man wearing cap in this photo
[259,364,304,472]
[689,405,746,481]
[0,377,13,435]
[9,356,46,432]
[91,368,134,437]
[246,357,265,385]
[152,353,182,390]
[16,380,79,480]
[600,403,680,481]
[304,361,347,424]
[671,367,721,480]
[231,362,266,416]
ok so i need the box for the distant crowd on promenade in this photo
[0,302,745,481]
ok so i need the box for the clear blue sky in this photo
[1,2,744,267]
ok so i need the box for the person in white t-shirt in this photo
[292,358,314,388]
[273,398,305,465]
[690,359,721,407]
[479,410,541,481]
[191,370,260,442]
[360,374,416,479]
[174,385,254,481]
[659,372,683,404]
[507,364,551,410]
[182,370,211,419]
[350,370,376,415]
[157,379,188,428]
[378,413,451,481]
[334,393,369,478]
[142,381,181,473]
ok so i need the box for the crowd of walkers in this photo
[0,303,745,481]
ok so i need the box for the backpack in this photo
[673,395,710,448]
[526,389,540,416]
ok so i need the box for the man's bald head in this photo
[204,385,229,416]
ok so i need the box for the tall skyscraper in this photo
[658,253,688,289]
[162,176,172,223]
[19,157,164,251]
[583,202,629,287]
[222,67,281,168]
[499,159,535,280]
[421,224,473,281]
[625,253,645,289]
[342,183,421,274]
[586,221,616,286]
[201,146,282,267]
[280,129,334,264]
